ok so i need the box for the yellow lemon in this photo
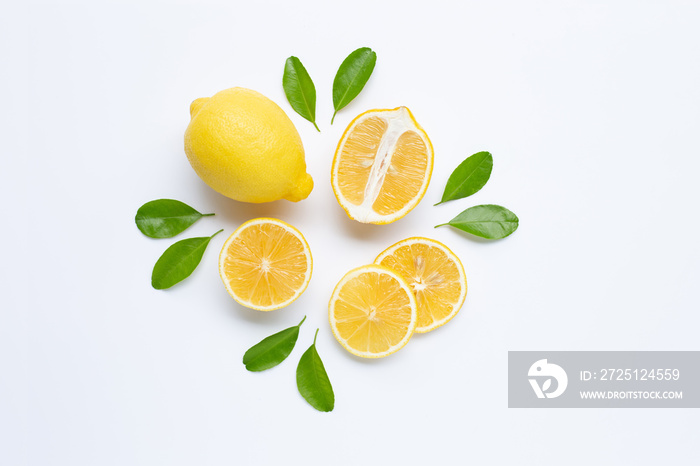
[375,237,467,333]
[184,87,313,203]
[329,264,417,358]
[331,107,433,224]
[219,218,312,311]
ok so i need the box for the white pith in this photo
[328,265,417,358]
[219,218,313,311]
[332,107,433,224]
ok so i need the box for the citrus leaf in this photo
[296,329,334,412]
[151,229,223,289]
[436,205,518,239]
[283,56,319,131]
[243,316,306,372]
[331,47,376,124]
[136,199,214,238]
[436,152,493,205]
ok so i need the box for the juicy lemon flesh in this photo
[377,243,463,331]
[373,131,428,215]
[333,271,414,354]
[336,109,429,218]
[221,222,308,309]
[337,116,386,205]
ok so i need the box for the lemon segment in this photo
[331,107,433,224]
[184,87,313,203]
[329,265,417,358]
[375,237,467,333]
[219,218,312,311]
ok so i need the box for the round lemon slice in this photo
[375,237,467,333]
[219,218,312,311]
[329,264,417,358]
[331,107,434,224]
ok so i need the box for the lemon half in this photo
[331,107,433,224]
[219,218,312,311]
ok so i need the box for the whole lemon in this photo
[184,87,313,203]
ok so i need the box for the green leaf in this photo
[436,151,493,205]
[283,56,320,132]
[151,229,223,289]
[136,199,214,238]
[243,316,307,372]
[296,329,334,412]
[331,47,377,124]
[436,205,518,239]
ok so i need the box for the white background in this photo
[3,0,700,464]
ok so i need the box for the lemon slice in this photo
[329,264,417,358]
[219,218,312,311]
[375,237,467,333]
[331,107,434,224]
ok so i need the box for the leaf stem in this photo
[433,201,444,206]
[313,328,319,345]
[202,213,216,217]
[298,315,307,327]
[312,121,320,132]
[330,111,337,125]
[211,229,224,238]
[434,223,448,228]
